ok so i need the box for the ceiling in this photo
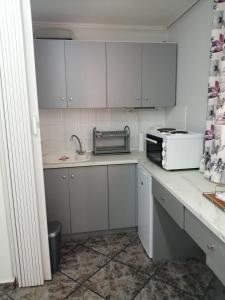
[31,0,199,28]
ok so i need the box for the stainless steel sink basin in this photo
[43,152,91,165]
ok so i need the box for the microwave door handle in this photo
[144,137,158,144]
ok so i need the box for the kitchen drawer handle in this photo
[207,244,215,250]
[61,175,67,179]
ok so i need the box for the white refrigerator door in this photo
[138,165,153,257]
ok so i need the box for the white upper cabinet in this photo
[142,43,177,107]
[65,41,107,108]
[34,39,67,109]
[106,42,142,108]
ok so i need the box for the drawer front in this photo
[152,178,184,228]
[185,210,225,285]
[185,210,214,253]
[207,241,225,285]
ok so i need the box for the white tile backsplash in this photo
[39,108,165,154]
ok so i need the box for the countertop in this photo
[43,151,225,244]
[43,151,146,169]
[141,160,225,244]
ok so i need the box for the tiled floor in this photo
[1,231,225,300]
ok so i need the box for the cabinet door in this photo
[44,169,71,234]
[107,42,142,108]
[142,43,177,107]
[108,164,136,229]
[65,41,106,108]
[34,40,67,108]
[138,165,152,257]
[70,166,108,233]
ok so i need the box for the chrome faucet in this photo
[70,135,85,155]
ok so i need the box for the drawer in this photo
[185,210,215,253]
[152,178,184,229]
[185,210,225,285]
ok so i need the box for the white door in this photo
[0,0,51,286]
[138,165,153,257]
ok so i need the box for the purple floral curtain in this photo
[200,0,225,183]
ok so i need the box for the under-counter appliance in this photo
[145,128,204,170]
[93,126,130,155]
[137,165,153,258]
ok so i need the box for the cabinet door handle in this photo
[207,244,215,250]
[60,97,66,101]
[136,96,141,101]
[160,197,166,202]
[144,97,149,101]
[141,181,144,186]
[69,97,73,101]
[61,175,67,179]
[71,174,75,179]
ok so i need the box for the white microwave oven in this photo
[145,128,204,170]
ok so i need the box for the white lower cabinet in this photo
[137,165,153,257]
[44,164,137,234]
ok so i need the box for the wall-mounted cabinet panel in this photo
[34,40,67,109]
[35,40,176,109]
[44,169,71,234]
[142,43,177,107]
[69,166,108,233]
[65,41,107,108]
[107,42,142,108]
[108,164,136,229]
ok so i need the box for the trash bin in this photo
[48,221,62,273]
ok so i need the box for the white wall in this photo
[166,0,213,133]
[40,108,165,153]
[33,22,168,42]
[0,170,13,283]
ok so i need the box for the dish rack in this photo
[93,126,130,155]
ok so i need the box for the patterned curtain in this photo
[200,0,225,183]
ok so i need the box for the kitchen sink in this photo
[42,152,91,164]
